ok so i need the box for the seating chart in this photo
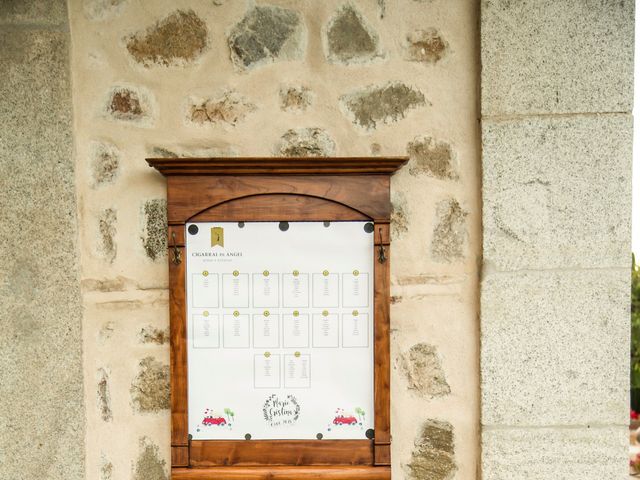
[186,221,374,440]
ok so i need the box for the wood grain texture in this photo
[171,466,391,480]
[147,157,408,176]
[191,193,369,222]
[373,224,391,466]
[189,440,372,466]
[166,175,390,224]
[172,446,189,467]
[169,242,188,446]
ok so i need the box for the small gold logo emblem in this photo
[211,227,224,248]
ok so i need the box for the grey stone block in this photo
[481,270,629,426]
[0,30,83,480]
[483,114,632,272]
[0,0,68,26]
[482,427,627,480]
[481,0,634,115]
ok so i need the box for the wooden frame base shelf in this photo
[171,466,391,479]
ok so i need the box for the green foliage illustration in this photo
[224,407,235,422]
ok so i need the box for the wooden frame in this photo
[148,157,407,480]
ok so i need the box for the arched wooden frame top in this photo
[190,193,371,223]
[147,157,408,480]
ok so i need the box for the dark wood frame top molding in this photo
[148,157,408,480]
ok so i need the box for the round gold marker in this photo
[202,270,209,277]
[233,270,239,277]
[233,310,240,317]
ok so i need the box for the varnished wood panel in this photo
[147,157,404,473]
[169,243,188,446]
[147,156,407,176]
[373,224,391,466]
[190,440,372,467]
[191,193,370,222]
[172,446,189,467]
[166,175,390,224]
[171,466,391,480]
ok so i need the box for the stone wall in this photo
[68,0,480,478]
[480,0,634,478]
[0,1,84,479]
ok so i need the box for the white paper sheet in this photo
[186,221,374,440]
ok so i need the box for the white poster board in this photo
[186,221,374,440]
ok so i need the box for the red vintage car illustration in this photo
[202,416,227,426]
[333,415,358,425]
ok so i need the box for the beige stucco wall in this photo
[68,1,480,478]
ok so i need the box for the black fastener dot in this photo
[316,433,323,440]
[188,225,199,235]
[323,221,330,227]
[365,429,375,439]
[238,221,245,228]
[279,221,289,231]
[363,222,374,233]
[244,433,252,440]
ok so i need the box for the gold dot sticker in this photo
[353,270,359,276]
[293,310,299,317]
[264,352,271,358]
[202,270,209,277]
[233,311,240,317]
[263,270,269,276]
[322,310,329,317]
[203,311,209,317]
[293,270,299,277]
[263,310,270,317]
[233,270,239,277]
[352,310,359,317]
[294,351,301,358]
[322,270,329,276]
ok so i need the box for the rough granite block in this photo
[0,29,84,480]
[481,0,634,115]
[483,114,632,272]
[481,270,629,427]
[482,426,629,480]
[482,427,627,480]
[0,0,68,26]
